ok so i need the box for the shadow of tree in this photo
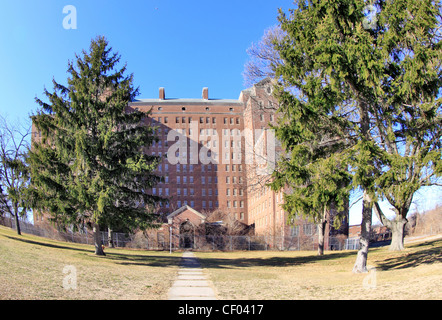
[5,234,182,267]
[105,252,182,267]
[5,235,92,253]
[196,250,356,269]
[376,239,442,271]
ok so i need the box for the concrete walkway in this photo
[168,251,217,300]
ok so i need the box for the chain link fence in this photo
[4,215,440,252]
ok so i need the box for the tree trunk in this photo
[108,227,114,248]
[317,206,328,256]
[317,219,327,256]
[14,212,21,236]
[352,191,372,273]
[389,217,407,251]
[93,223,105,256]
[13,202,21,236]
[373,202,407,251]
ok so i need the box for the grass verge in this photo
[0,226,181,300]
[195,237,442,300]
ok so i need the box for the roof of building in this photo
[129,98,243,106]
[167,205,206,224]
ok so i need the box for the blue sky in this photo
[0,0,293,120]
[0,0,440,225]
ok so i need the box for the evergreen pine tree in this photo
[273,0,441,270]
[29,36,164,255]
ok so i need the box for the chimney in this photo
[202,87,209,100]
[159,87,165,100]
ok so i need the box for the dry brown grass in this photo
[0,226,181,300]
[195,237,442,300]
[1,224,441,300]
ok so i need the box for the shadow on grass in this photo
[196,250,357,269]
[105,252,182,267]
[376,239,442,271]
[4,235,92,254]
[4,234,182,268]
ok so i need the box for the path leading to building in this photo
[168,251,217,300]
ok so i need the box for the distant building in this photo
[33,78,348,250]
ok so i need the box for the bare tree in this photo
[243,25,285,87]
[0,115,31,235]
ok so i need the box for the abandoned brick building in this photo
[33,78,349,250]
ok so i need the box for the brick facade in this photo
[33,78,349,249]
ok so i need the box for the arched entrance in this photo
[180,219,195,249]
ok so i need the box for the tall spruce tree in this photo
[29,36,163,255]
[273,0,441,271]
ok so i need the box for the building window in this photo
[240,212,244,220]
[200,117,204,123]
[291,226,299,236]
[176,117,180,123]
[303,224,314,236]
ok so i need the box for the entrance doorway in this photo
[179,220,194,249]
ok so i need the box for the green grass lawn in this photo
[0,226,182,300]
[195,237,442,300]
